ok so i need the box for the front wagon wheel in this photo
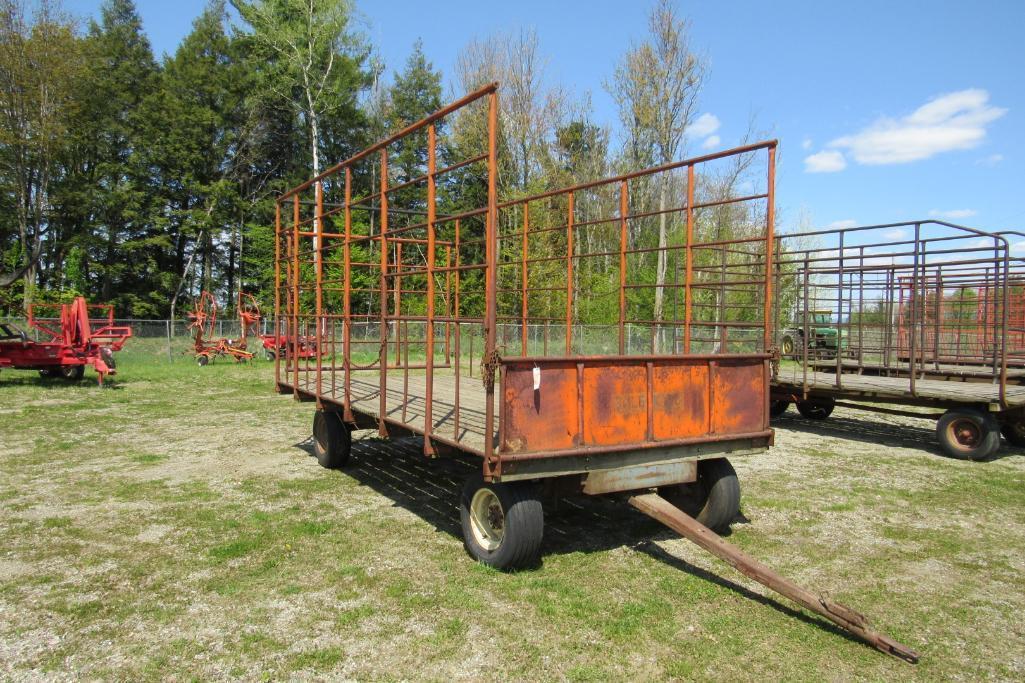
[937,408,999,461]
[460,474,543,571]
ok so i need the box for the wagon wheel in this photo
[61,365,85,381]
[196,354,209,367]
[312,410,351,468]
[796,396,835,420]
[769,399,791,418]
[460,473,543,570]
[657,458,740,533]
[265,348,276,361]
[937,408,1000,461]
[1001,419,1025,448]
[781,335,795,356]
[38,368,56,378]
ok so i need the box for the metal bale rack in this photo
[272,84,917,662]
[771,220,1025,460]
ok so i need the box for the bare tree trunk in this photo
[653,177,669,324]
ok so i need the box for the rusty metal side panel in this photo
[502,361,579,453]
[501,356,767,457]
[581,363,647,446]
[653,362,710,440]
[711,361,766,434]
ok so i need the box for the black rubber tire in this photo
[459,473,543,570]
[657,458,741,532]
[796,396,835,420]
[61,365,85,381]
[769,399,790,418]
[937,408,1000,461]
[312,410,351,468]
[197,355,209,367]
[38,368,56,378]
[781,335,795,355]
[265,348,276,361]
[1001,420,1025,447]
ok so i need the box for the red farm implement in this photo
[187,291,254,366]
[0,297,132,385]
[270,84,918,662]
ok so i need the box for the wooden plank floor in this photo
[286,368,495,453]
[775,368,1025,407]
[807,359,1025,380]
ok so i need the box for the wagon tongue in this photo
[628,493,920,664]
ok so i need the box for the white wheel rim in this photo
[469,488,505,552]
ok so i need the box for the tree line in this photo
[0,0,768,326]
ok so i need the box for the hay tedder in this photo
[0,297,132,385]
[187,291,256,365]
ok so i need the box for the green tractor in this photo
[779,310,843,359]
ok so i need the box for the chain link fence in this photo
[1,317,764,367]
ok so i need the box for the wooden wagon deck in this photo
[774,368,1025,408]
[279,368,496,454]
[806,359,1025,383]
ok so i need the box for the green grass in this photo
[1,352,1024,679]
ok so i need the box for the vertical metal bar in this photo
[835,230,844,388]
[445,245,452,363]
[315,181,324,400]
[566,192,575,355]
[764,146,776,353]
[483,90,499,473]
[521,203,529,357]
[802,257,809,394]
[424,124,437,455]
[454,219,461,440]
[619,180,628,355]
[909,223,920,397]
[378,149,389,435]
[933,266,942,367]
[394,242,402,364]
[292,195,300,398]
[857,246,865,371]
[274,200,282,386]
[684,164,695,353]
[343,168,353,420]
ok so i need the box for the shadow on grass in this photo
[773,408,1022,462]
[0,374,125,390]
[292,432,873,652]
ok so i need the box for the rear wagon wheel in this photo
[1001,419,1025,447]
[658,457,740,532]
[770,399,790,418]
[460,474,543,570]
[312,410,351,468]
[796,396,835,419]
[61,365,85,381]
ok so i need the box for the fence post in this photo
[166,319,172,362]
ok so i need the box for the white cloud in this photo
[801,138,813,150]
[828,89,1006,165]
[701,134,721,149]
[928,209,977,219]
[687,113,720,138]
[827,219,857,230]
[883,228,909,240]
[804,150,847,173]
[977,153,1004,166]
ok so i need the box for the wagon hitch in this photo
[628,493,919,664]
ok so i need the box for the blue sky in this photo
[64,0,1024,234]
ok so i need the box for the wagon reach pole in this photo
[628,493,920,664]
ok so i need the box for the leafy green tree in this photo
[0,0,82,303]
